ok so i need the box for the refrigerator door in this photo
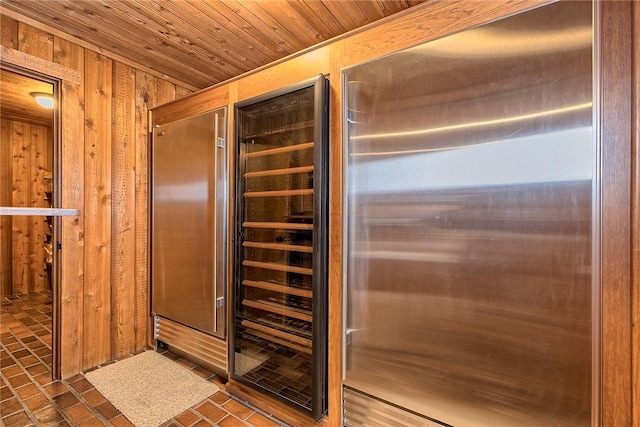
[151,108,227,339]
[231,76,328,419]
[343,2,594,426]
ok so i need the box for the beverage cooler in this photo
[230,76,329,419]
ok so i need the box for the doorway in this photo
[1,65,60,380]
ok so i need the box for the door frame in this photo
[0,46,82,379]
[0,62,62,379]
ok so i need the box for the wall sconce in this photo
[30,92,54,109]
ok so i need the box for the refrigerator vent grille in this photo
[155,316,227,373]
[343,387,446,427]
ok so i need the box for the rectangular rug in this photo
[85,351,219,427]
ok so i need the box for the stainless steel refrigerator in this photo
[343,2,595,426]
[151,108,228,364]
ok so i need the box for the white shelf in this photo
[0,207,79,216]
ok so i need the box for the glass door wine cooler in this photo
[231,76,328,419]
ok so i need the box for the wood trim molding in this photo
[236,47,330,102]
[600,1,633,425]
[0,46,79,83]
[151,85,229,126]
[341,0,551,70]
[327,39,345,427]
[225,380,327,427]
[631,3,640,425]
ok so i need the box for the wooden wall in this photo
[0,119,9,296]
[0,118,53,298]
[631,3,639,426]
[0,13,192,377]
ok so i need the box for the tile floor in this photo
[1,291,286,427]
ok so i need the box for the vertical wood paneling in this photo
[111,61,136,358]
[47,126,53,172]
[1,120,52,296]
[154,78,177,105]
[83,51,113,369]
[1,14,18,48]
[600,2,633,426]
[2,19,53,293]
[632,3,640,426]
[175,86,193,100]
[17,22,53,61]
[11,121,29,295]
[3,15,191,378]
[28,124,48,292]
[134,71,153,351]
[53,36,85,378]
[134,73,177,349]
[1,119,13,298]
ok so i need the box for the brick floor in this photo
[1,291,286,426]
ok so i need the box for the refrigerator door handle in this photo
[214,112,220,335]
[345,328,360,346]
[213,113,219,334]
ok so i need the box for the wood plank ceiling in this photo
[0,0,425,90]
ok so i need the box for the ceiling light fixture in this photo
[30,92,54,109]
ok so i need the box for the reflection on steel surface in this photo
[151,109,227,338]
[343,2,594,426]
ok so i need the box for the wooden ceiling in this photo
[0,69,54,127]
[0,0,425,90]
